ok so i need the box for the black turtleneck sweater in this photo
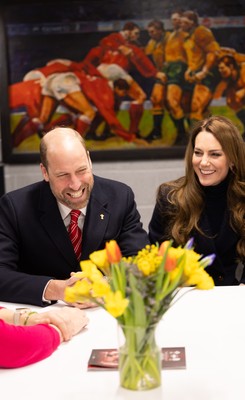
[201,175,229,236]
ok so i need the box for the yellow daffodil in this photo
[91,279,111,298]
[89,249,110,275]
[80,260,103,282]
[104,290,129,318]
[64,279,92,303]
[134,244,162,276]
[184,268,214,289]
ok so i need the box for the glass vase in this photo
[118,323,161,391]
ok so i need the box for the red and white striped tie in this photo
[68,210,82,261]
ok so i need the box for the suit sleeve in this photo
[0,320,60,368]
[0,193,52,306]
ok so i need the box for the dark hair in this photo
[114,78,130,91]
[182,10,199,26]
[122,22,140,31]
[218,55,239,70]
[147,20,165,31]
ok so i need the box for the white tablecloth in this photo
[1,286,245,400]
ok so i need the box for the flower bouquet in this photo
[65,239,215,391]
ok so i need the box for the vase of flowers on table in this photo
[65,239,215,391]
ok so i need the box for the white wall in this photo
[4,158,185,231]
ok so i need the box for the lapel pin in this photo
[100,214,104,220]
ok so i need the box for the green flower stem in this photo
[119,324,161,390]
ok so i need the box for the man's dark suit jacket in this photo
[0,175,149,306]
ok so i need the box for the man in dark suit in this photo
[0,127,149,307]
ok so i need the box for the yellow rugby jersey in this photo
[165,30,188,63]
[184,25,220,71]
[145,32,171,70]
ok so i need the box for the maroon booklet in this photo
[88,347,186,371]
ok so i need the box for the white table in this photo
[1,286,245,400]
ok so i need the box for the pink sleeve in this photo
[0,320,60,368]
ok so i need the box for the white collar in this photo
[57,202,87,220]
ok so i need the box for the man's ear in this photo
[87,151,92,170]
[40,163,49,182]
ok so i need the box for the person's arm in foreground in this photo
[0,306,88,368]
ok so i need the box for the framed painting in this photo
[0,0,245,163]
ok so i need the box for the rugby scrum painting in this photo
[1,0,245,162]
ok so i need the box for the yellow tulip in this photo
[164,254,177,272]
[158,240,171,256]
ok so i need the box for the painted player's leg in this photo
[62,91,96,136]
[127,80,146,136]
[145,82,165,141]
[75,115,94,137]
[128,102,144,134]
[12,95,58,147]
[43,113,73,133]
[12,117,43,147]
[166,84,188,145]
[189,84,213,124]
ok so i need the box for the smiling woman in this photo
[148,115,245,286]
[192,130,231,186]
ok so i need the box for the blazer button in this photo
[218,275,224,281]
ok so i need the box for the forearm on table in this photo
[0,321,61,368]
[0,307,64,341]
[0,308,33,326]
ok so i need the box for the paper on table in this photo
[87,347,186,371]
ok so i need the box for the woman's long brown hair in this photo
[157,116,245,261]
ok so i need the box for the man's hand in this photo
[44,273,99,309]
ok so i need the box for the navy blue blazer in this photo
[0,175,149,306]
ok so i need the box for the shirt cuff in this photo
[42,280,52,304]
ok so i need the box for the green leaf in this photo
[128,272,147,327]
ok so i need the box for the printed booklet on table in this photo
[88,347,186,371]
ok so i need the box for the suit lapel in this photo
[81,177,110,259]
[82,196,109,259]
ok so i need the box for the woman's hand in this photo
[27,307,89,341]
